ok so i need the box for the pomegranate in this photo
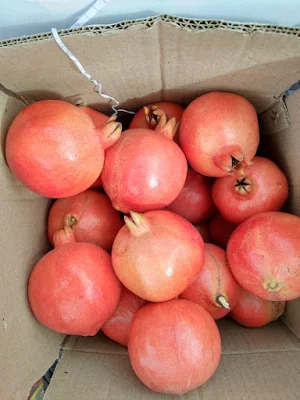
[227,211,300,301]
[128,299,221,395]
[112,210,204,302]
[129,101,184,143]
[78,105,108,126]
[166,167,216,223]
[6,100,121,198]
[230,288,286,328]
[102,286,148,346]
[194,223,211,242]
[47,190,122,251]
[179,91,259,177]
[212,156,289,225]
[180,243,241,319]
[101,116,187,213]
[28,226,121,335]
[208,213,235,249]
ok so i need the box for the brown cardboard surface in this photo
[64,318,300,356]
[45,348,300,400]
[1,17,300,114]
[0,92,64,399]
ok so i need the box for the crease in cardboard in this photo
[0,83,28,105]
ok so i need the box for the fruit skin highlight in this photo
[6,100,121,198]
[212,156,289,225]
[101,116,187,213]
[180,243,241,319]
[227,211,300,301]
[112,210,204,302]
[179,91,259,177]
[230,288,286,328]
[28,226,121,336]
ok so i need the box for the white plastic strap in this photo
[70,0,112,29]
[51,28,135,115]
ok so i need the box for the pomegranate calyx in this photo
[53,225,76,247]
[97,115,122,150]
[124,211,149,237]
[216,294,230,309]
[154,112,179,140]
[144,105,161,128]
[234,177,253,195]
[64,214,78,229]
[264,281,285,293]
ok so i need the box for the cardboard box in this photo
[1,14,300,400]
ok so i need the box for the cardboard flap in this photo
[1,17,300,114]
[0,91,64,400]
[44,346,300,400]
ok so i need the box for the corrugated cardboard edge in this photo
[1,14,300,48]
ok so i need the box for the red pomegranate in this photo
[180,243,241,319]
[128,299,221,395]
[212,156,289,225]
[112,210,204,302]
[166,167,216,223]
[208,213,235,249]
[227,211,300,301]
[78,105,108,126]
[28,226,121,335]
[129,102,184,143]
[179,92,259,177]
[194,223,211,242]
[102,286,148,346]
[6,100,121,198]
[101,117,188,213]
[47,190,122,251]
[230,288,286,328]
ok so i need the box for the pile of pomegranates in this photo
[6,91,299,395]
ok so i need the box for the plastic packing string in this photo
[51,29,135,116]
[70,0,112,29]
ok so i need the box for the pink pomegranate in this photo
[112,210,204,302]
[102,286,148,346]
[180,243,241,319]
[208,213,235,249]
[212,156,289,225]
[28,226,121,335]
[128,299,221,395]
[6,100,121,198]
[230,288,286,328]
[166,167,216,223]
[47,190,122,251]
[129,101,184,143]
[102,117,188,213]
[227,211,300,301]
[179,92,259,177]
